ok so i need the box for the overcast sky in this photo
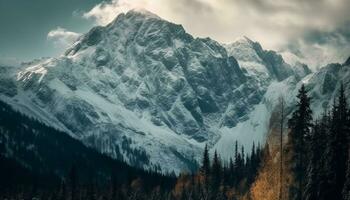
[1,0,349,68]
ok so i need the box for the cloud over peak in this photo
[47,27,81,49]
[81,0,350,68]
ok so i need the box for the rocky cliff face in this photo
[0,10,347,173]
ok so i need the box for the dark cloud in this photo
[303,22,350,45]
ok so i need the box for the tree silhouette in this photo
[288,84,313,200]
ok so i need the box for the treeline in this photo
[0,100,176,199]
[288,84,350,200]
[172,142,264,200]
[0,98,264,200]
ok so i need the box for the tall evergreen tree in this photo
[201,144,211,177]
[211,150,222,192]
[69,165,78,200]
[343,151,350,200]
[317,110,333,200]
[58,181,67,200]
[303,84,350,200]
[345,89,350,200]
[304,122,323,200]
[328,83,349,199]
[288,84,313,200]
[233,141,239,187]
[228,157,235,186]
[248,142,256,184]
[241,146,246,178]
[200,144,211,195]
[234,141,238,165]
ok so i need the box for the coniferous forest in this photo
[0,83,349,200]
[287,84,350,200]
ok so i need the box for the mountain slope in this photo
[224,36,296,81]
[0,99,175,192]
[0,10,347,173]
[287,60,350,116]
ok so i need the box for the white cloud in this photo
[82,0,144,25]
[82,0,350,68]
[47,27,81,49]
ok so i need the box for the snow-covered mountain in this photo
[0,10,348,173]
[270,60,350,118]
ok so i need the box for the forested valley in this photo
[0,83,349,200]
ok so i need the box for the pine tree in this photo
[245,154,251,183]
[201,144,211,177]
[234,141,238,165]
[58,180,67,200]
[247,143,256,184]
[211,150,222,192]
[110,172,117,200]
[343,149,350,200]
[256,142,262,167]
[288,84,313,200]
[69,165,78,200]
[344,94,350,200]
[304,122,322,200]
[229,157,235,186]
[201,144,211,195]
[328,83,349,199]
[235,146,244,187]
[319,107,338,200]
[304,84,350,200]
[240,146,245,178]
[346,87,350,200]
[233,141,239,187]
[316,111,333,200]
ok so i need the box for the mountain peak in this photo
[105,9,162,30]
[232,36,254,44]
[126,9,161,20]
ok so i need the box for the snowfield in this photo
[0,10,349,173]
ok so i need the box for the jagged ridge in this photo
[1,10,347,173]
